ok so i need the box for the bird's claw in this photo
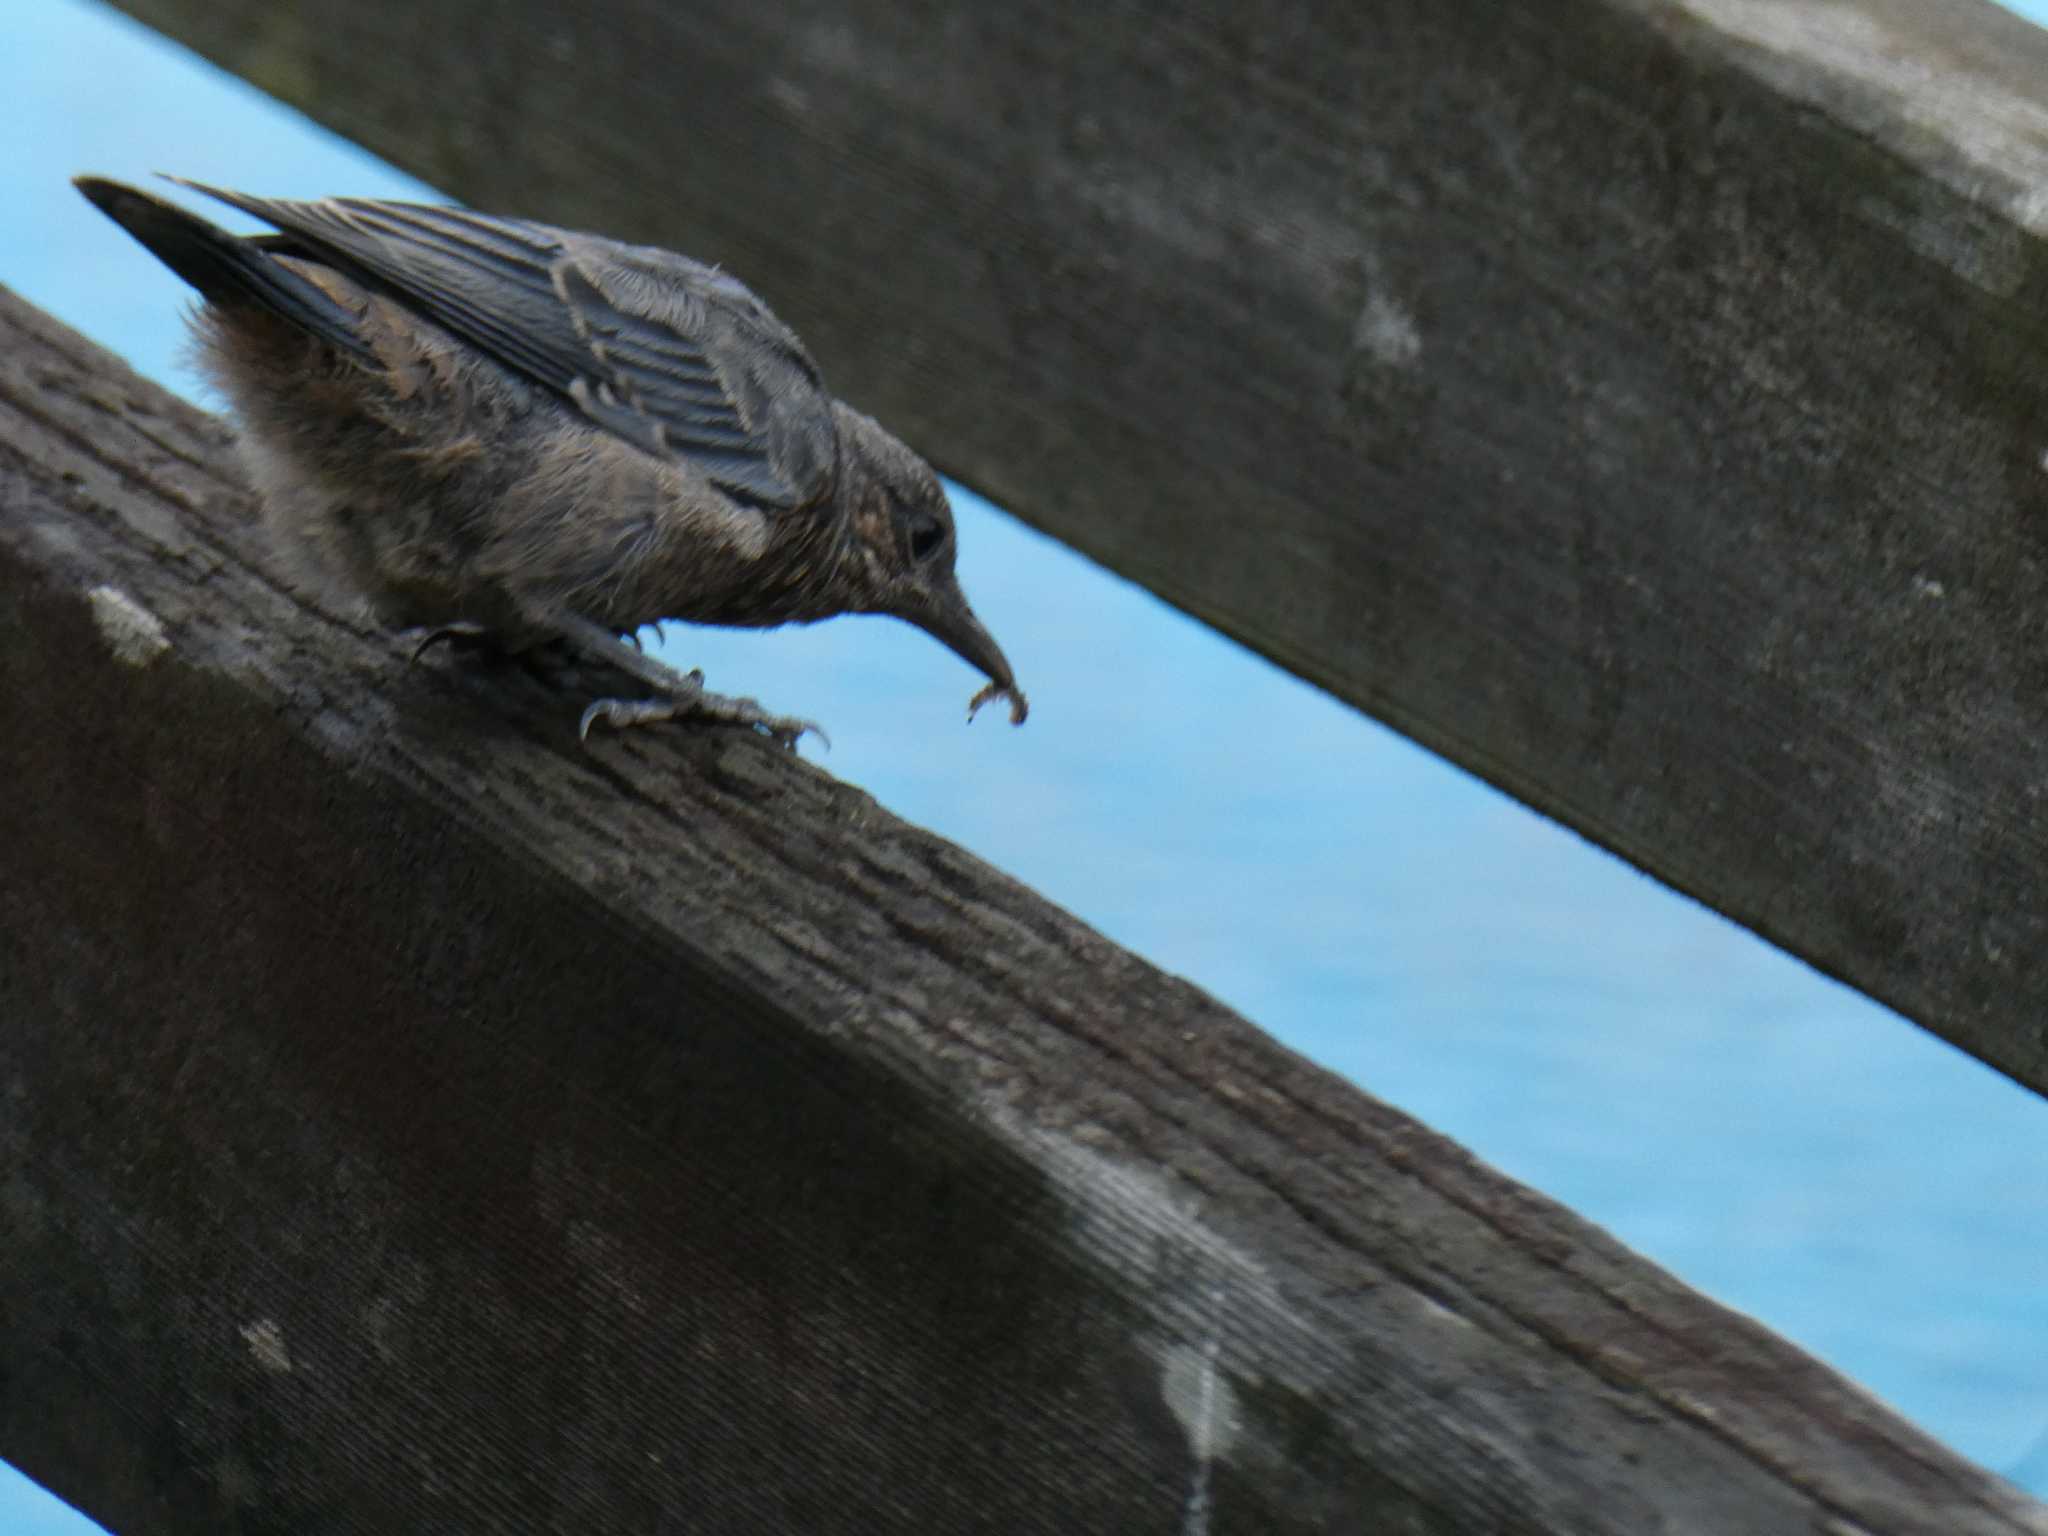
[759,712,828,752]
[408,620,495,664]
[579,677,828,752]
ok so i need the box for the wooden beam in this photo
[1,285,2037,1533]
[99,0,2048,1096]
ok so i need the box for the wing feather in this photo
[171,178,833,510]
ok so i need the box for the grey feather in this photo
[168,177,832,510]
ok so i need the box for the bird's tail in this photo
[73,175,376,363]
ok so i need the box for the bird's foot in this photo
[578,669,826,751]
[415,612,825,748]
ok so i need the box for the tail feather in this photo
[74,175,376,364]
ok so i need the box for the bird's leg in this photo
[549,614,826,751]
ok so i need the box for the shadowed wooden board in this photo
[1,285,2038,1533]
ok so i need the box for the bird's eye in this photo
[908,514,946,563]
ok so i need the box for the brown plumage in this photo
[75,174,1027,745]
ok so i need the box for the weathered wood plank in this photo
[98,0,2048,1094]
[0,286,2036,1533]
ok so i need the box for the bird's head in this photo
[831,403,1027,725]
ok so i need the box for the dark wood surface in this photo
[2,285,2038,1533]
[101,0,2048,1096]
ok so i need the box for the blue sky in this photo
[6,2,2048,1529]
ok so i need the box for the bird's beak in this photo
[912,574,1029,725]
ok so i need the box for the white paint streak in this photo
[239,1317,293,1373]
[982,1103,1272,1528]
[1160,1295,1242,1536]
[1160,1324,1240,1462]
[1181,1358,1217,1534]
[87,584,170,666]
[767,77,812,117]
[1352,292,1422,367]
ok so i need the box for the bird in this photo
[73,174,1028,747]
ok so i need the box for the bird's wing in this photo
[172,178,835,511]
